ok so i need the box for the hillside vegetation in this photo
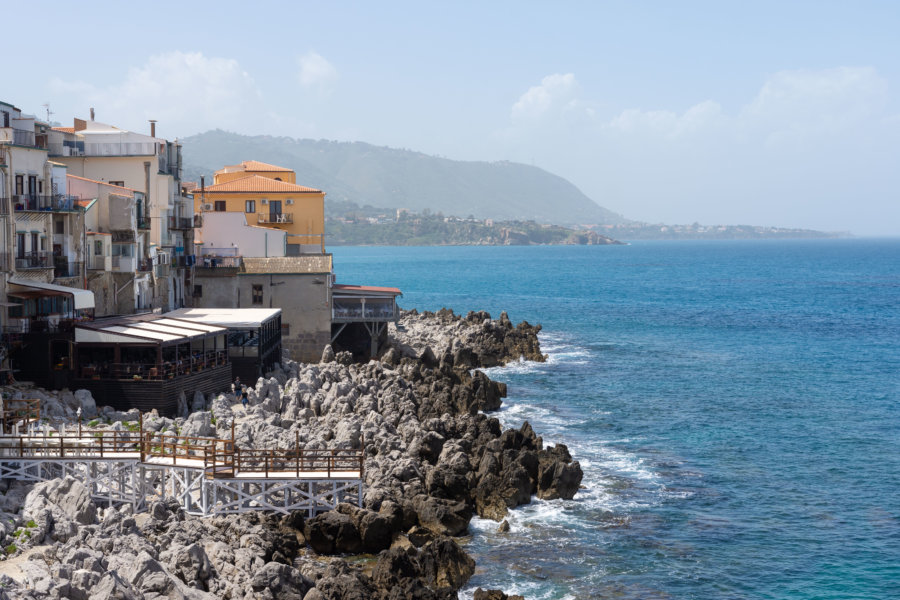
[181,130,625,227]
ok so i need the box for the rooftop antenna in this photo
[42,103,53,123]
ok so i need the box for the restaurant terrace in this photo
[73,314,232,415]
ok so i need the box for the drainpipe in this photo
[114,277,134,313]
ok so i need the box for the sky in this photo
[8,1,900,235]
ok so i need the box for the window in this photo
[109,181,124,188]
[15,175,23,196]
[252,284,263,305]
[54,220,64,235]
[245,200,255,213]
[214,200,226,212]
[94,240,103,255]
[193,285,202,298]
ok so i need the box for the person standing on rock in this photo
[241,385,249,409]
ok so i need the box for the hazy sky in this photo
[9,1,900,234]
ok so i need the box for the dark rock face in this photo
[1,308,581,600]
[304,510,362,554]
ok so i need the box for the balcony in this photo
[257,212,293,224]
[197,256,242,268]
[0,128,41,148]
[13,195,79,212]
[332,300,399,323]
[111,256,137,272]
[167,216,193,230]
[15,252,52,270]
[88,255,110,271]
[170,255,195,268]
[137,215,151,230]
[154,262,169,278]
[136,258,153,272]
[54,261,83,279]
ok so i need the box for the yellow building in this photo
[195,160,325,255]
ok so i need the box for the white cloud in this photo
[511,73,583,122]
[497,67,900,234]
[49,51,263,137]
[298,51,338,92]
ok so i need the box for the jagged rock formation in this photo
[0,308,581,599]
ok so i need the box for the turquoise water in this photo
[330,240,900,600]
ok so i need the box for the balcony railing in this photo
[257,212,293,224]
[168,216,193,230]
[13,195,79,212]
[15,252,52,269]
[170,255,195,268]
[136,258,153,272]
[0,128,36,147]
[197,256,242,268]
[79,350,228,381]
[137,215,151,229]
[332,301,399,322]
[88,255,108,270]
[54,261,83,279]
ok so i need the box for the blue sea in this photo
[331,240,900,600]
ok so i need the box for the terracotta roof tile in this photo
[202,175,321,194]
[218,160,293,174]
[239,160,293,172]
[52,127,75,133]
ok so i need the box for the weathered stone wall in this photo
[193,269,331,364]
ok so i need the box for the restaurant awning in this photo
[8,278,95,310]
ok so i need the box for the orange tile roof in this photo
[218,160,294,174]
[239,160,293,172]
[201,175,322,194]
[52,127,75,133]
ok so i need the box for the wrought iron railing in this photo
[15,252,52,269]
[12,195,79,212]
[167,216,193,230]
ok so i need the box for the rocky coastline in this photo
[0,309,582,599]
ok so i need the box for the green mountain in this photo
[180,130,626,226]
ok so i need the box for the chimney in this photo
[89,108,95,121]
[200,175,205,192]
[149,120,157,138]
